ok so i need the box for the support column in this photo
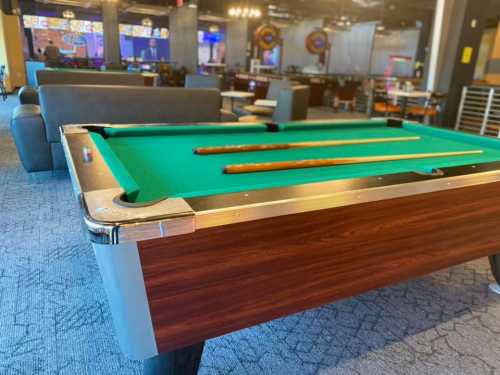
[102,0,121,67]
[169,5,198,73]
[425,0,446,92]
[485,23,500,84]
[414,13,433,80]
[0,8,26,92]
[425,0,490,127]
[226,19,249,71]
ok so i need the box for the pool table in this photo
[61,119,500,375]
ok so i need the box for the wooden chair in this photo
[407,92,446,124]
[333,82,358,112]
[0,65,7,101]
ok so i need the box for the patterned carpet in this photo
[1,95,500,375]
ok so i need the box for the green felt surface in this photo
[90,120,500,203]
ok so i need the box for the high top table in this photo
[221,91,255,111]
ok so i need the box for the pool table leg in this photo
[489,255,500,294]
[143,342,205,375]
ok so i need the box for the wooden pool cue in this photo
[195,136,421,155]
[223,150,483,174]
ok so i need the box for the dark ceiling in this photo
[167,0,437,24]
[17,0,500,29]
[18,0,437,25]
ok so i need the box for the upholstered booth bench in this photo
[11,85,237,172]
[18,69,149,105]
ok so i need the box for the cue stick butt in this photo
[223,150,483,174]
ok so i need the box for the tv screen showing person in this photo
[140,38,160,61]
[121,36,170,62]
[44,40,61,66]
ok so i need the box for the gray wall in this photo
[328,23,376,75]
[169,6,198,72]
[226,19,248,71]
[281,19,323,71]
[370,29,421,77]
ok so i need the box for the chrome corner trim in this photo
[83,188,196,244]
[84,189,193,223]
[62,125,89,134]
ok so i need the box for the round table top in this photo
[221,91,255,99]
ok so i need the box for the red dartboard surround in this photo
[306,30,329,55]
[255,24,280,51]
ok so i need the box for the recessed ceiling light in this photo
[141,17,153,27]
[62,9,75,19]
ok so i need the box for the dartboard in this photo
[255,24,280,51]
[306,30,329,55]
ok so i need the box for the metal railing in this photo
[455,85,500,137]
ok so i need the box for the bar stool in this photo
[407,92,446,124]
[372,89,401,116]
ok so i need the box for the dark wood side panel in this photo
[139,182,500,353]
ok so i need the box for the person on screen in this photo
[140,38,160,61]
[44,40,61,67]
[36,49,46,61]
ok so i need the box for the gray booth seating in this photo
[240,85,311,123]
[236,79,300,118]
[185,74,223,90]
[11,85,237,172]
[272,85,311,122]
[18,69,147,105]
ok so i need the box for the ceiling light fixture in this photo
[375,0,387,34]
[332,0,355,31]
[62,9,75,19]
[228,4,261,18]
[141,17,153,27]
[209,24,219,33]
